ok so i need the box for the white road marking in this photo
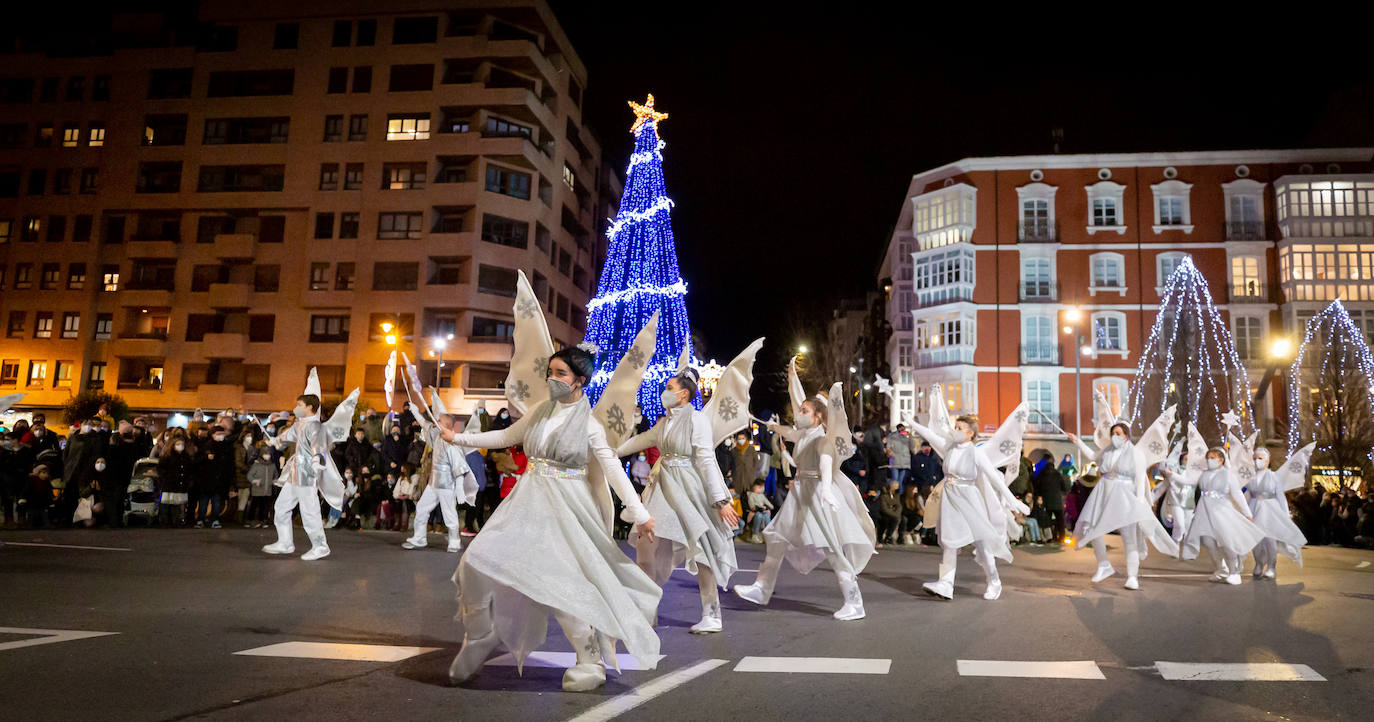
[1357,561,1370,569]
[233,641,440,662]
[1154,662,1326,682]
[0,627,119,652]
[957,660,1105,679]
[675,567,758,573]
[2,541,132,552]
[1137,573,1216,578]
[565,659,728,722]
[486,651,664,671]
[733,656,891,674]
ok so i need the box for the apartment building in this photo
[0,0,613,419]
[878,148,1374,439]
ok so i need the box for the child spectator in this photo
[22,463,54,528]
[246,445,276,528]
[744,479,774,543]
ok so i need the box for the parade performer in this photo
[261,368,359,560]
[443,272,660,692]
[1220,430,1315,581]
[399,377,480,553]
[907,385,1031,601]
[1067,392,1178,590]
[734,359,875,621]
[1177,424,1267,585]
[618,338,762,633]
[1151,444,1197,545]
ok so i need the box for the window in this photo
[35,312,54,338]
[1090,252,1125,293]
[128,260,176,290]
[67,263,85,290]
[1150,180,1194,232]
[94,314,112,340]
[436,156,469,183]
[477,264,518,297]
[1224,179,1266,240]
[471,316,515,340]
[485,165,530,199]
[40,264,60,289]
[1026,379,1055,418]
[348,114,368,141]
[386,114,430,141]
[327,67,347,94]
[353,66,372,93]
[197,24,238,52]
[206,69,294,97]
[372,262,419,290]
[378,212,423,239]
[333,20,352,47]
[92,76,109,101]
[1234,316,1263,361]
[1092,198,1118,227]
[34,125,53,147]
[1021,316,1056,363]
[87,362,106,390]
[1231,256,1262,300]
[66,76,84,102]
[1094,377,1129,418]
[1017,182,1057,241]
[428,256,465,285]
[0,219,9,244]
[382,163,426,189]
[80,168,98,193]
[393,16,438,44]
[1020,257,1053,300]
[0,169,21,197]
[913,313,974,367]
[197,165,285,192]
[357,19,376,45]
[314,213,334,239]
[28,169,45,196]
[1157,252,1189,289]
[0,123,23,147]
[273,23,299,50]
[46,215,65,243]
[21,217,39,243]
[249,315,275,343]
[190,264,227,292]
[60,313,79,339]
[439,107,472,133]
[481,214,528,248]
[137,162,182,193]
[53,168,71,194]
[484,116,531,139]
[147,68,193,99]
[1278,242,1374,302]
[254,264,280,292]
[310,315,350,343]
[28,361,48,387]
[73,215,92,242]
[87,124,104,146]
[1086,181,1126,232]
[912,245,975,306]
[0,360,17,386]
[388,64,434,92]
[1091,312,1127,353]
[334,263,356,290]
[323,115,343,142]
[339,213,359,239]
[39,77,57,102]
[319,163,338,190]
[7,311,25,337]
[101,267,119,292]
[244,365,271,393]
[344,163,364,190]
[563,163,576,191]
[309,263,330,291]
[203,117,289,144]
[432,207,465,234]
[911,184,977,250]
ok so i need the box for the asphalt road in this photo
[2,526,1371,721]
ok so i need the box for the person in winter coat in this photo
[61,420,106,523]
[900,484,923,544]
[344,429,372,476]
[841,428,874,497]
[193,432,234,528]
[246,445,276,528]
[21,463,55,528]
[1031,452,1070,544]
[728,431,760,496]
[157,440,194,526]
[381,427,408,478]
[393,464,416,532]
[877,480,903,547]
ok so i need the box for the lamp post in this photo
[849,357,866,426]
[1253,337,1295,436]
[431,333,455,389]
[1062,306,1086,437]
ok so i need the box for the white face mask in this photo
[1206,458,1222,470]
[660,389,680,410]
[95,462,106,471]
[1111,436,1125,449]
[174,443,186,452]
[547,377,574,402]
[1254,456,1266,467]
[795,413,813,430]
[81,425,92,433]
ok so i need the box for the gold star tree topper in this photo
[628,94,668,134]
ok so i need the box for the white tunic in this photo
[762,425,875,575]
[1180,467,1267,560]
[1071,438,1178,557]
[1247,469,1307,565]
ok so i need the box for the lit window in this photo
[1090,252,1125,292]
[1157,252,1189,289]
[562,163,575,190]
[62,124,79,147]
[1094,377,1128,417]
[87,124,105,146]
[386,115,430,141]
[28,361,48,386]
[61,313,79,339]
[35,312,54,339]
[1090,312,1127,353]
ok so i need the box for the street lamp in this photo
[1254,336,1297,434]
[797,344,808,355]
[433,337,447,388]
[1063,306,1089,440]
[850,357,866,426]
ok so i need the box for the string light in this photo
[1124,256,1255,442]
[585,95,694,419]
[1286,299,1374,462]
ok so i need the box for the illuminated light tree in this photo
[1124,257,1255,442]
[1286,299,1374,491]
[584,94,693,418]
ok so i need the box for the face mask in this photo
[547,377,574,402]
[95,462,106,471]
[81,425,92,433]
[660,389,680,409]
[737,439,748,448]
[1254,456,1265,466]
[1111,436,1125,449]
[795,413,813,430]
[499,412,509,419]
[1206,458,1221,470]
[637,455,646,461]
[174,443,185,452]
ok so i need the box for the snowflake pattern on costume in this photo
[532,356,548,376]
[605,404,627,437]
[1014,409,1028,423]
[1237,464,1253,480]
[509,379,531,402]
[624,345,646,370]
[1149,440,1164,455]
[830,395,844,410]
[718,397,739,421]
[835,437,852,457]
[1287,460,1304,473]
[516,297,538,319]
[999,439,1018,456]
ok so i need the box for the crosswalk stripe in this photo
[2,541,132,552]
[0,627,119,652]
[486,651,664,671]
[565,659,728,722]
[957,660,1105,679]
[1154,662,1325,682]
[734,656,891,674]
[233,641,440,662]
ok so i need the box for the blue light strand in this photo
[583,117,694,419]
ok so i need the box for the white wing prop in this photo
[981,401,1030,472]
[1091,389,1115,450]
[1185,423,1208,483]
[702,337,764,447]
[1278,442,1317,491]
[823,381,878,568]
[1139,405,1178,469]
[398,352,436,424]
[323,387,361,444]
[1227,429,1260,487]
[505,270,555,416]
[592,312,659,451]
[0,392,25,415]
[786,356,806,423]
[925,383,955,447]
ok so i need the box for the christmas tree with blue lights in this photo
[584,94,694,418]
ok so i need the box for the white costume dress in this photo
[1248,468,1306,574]
[1071,438,1179,587]
[265,416,344,559]
[1150,459,1198,545]
[405,415,478,552]
[1180,466,1266,581]
[907,423,1029,600]
[735,423,875,618]
[619,404,738,631]
[447,397,660,687]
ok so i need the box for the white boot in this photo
[923,562,956,600]
[833,570,865,620]
[1091,562,1116,583]
[1123,549,1140,590]
[449,601,500,684]
[447,538,462,553]
[561,628,606,692]
[734,549,782,605]
[262,541,294,555]
[978,551,1002,601]
[690,573,723,633]
[300,545,330,561]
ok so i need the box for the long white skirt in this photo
[454,463,661,671]
[936,481,1010,561]
[1249,497,1307,565]
[630,464,738,588]
[1181,495,1267,560]
[763,475,874,575]
[1073,476,1177,557]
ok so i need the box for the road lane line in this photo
[733,656,891,674]
[957,660,1105,679]
[2,541,132,552]
[1357,561,1370,569]
[1154,662,1325,681]
[1137,573,1215,578]
[233,641,441,662]
[565,659,728,722]
[487,651,664,671]
[0,627,119,652]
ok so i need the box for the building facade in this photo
[0,0,612,420]
[879,148,1374,441]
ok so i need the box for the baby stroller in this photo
[123,457,160,526]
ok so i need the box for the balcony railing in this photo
[912,287,974,309]
[1225,220,1265,241]
[914,347,974,368]
[1018,220,1058,243]
[1227,283,1271,303]
[1019,282,1059,302]
[1027,410,1062,433]
[1019,343,1061,365]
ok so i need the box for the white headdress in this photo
[303,367,322,398]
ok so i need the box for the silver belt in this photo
[661,454,692,468]
[796,471,821,480]
[1105,474,1132,484]
[1203,490,1227,500]
[947,475,976,486]
[1251,492,1277,500]
[529,457,586,480]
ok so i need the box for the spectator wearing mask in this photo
[61,419,106,522]
[344,429,372,476]
[393,463,416,532]
[381,427,408,478]
[158,438,194,526]
[728,431,759,496]
[102,422,141,528]
[2,433,35,526]
[629,453,651,491]
[885,425,916,488]
[397,402,418,439]
[1030,452,1070,544]
[193,430,234,528]
[491,407,513,430]
[861,420,890,484]
[360,408,385,445]
[73,456,108,528]
[911,440,943,496]
[246,443,276,528]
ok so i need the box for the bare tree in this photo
[1287,300,1374,491]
